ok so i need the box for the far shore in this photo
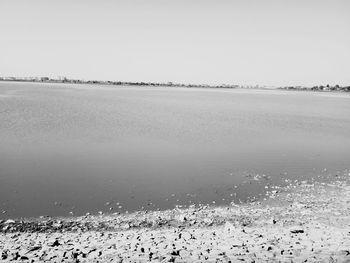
[1,78,349,93]
[1,172,349,262]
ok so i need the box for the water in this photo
[1,82,350,219]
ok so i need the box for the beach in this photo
[2,0,350,261]
[1,174,350,262]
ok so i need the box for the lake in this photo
[1,82,350,219]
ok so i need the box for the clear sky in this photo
[1,0,349,86]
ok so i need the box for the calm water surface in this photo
[1,82,350,218]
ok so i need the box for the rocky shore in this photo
[1,176,350,262]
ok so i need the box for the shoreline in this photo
[1,80,349,93]
[1,175,350,262]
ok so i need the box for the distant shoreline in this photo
[1,78,349,92]
[0,78,241,89]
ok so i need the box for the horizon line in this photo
[1,76,349,89]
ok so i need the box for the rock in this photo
[290,229,304,234]
[181,232,192,240]
[52,222,62,228]
[179,249,190,258]
[121,223,130,229]
[203,218,213,226]
[175,215,187,223]
[4,219,15,224]
[27,246,42,253]
[224,221,234,232]
[190,219,197,225]
[1,251,8,260]
[50,240,61,247]
[170,250,180,256]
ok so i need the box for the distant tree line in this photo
[0,76,239,89]
[1,76,349,92]
[281,84,350,92]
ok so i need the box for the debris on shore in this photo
[1,179,350,262]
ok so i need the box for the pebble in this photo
[1,178,349,262]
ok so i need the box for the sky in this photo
[0,0,349,86]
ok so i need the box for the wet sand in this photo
[1,174,350,262]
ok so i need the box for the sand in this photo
[1,177,350,262]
